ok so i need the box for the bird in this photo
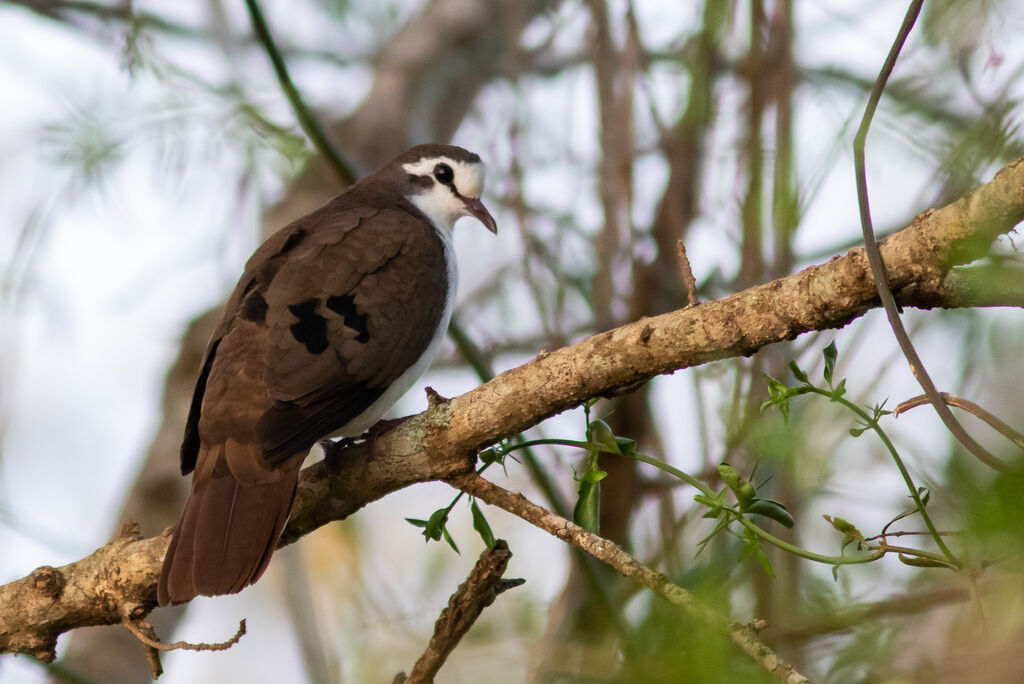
[157,144,497,606]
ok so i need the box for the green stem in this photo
[809,387,960,567]
[244,0,357,186]
[880,543,956,567]
[512,438,878,566]
[735,515,882,566]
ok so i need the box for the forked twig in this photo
[895,392,1024,450]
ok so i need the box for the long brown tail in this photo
[158,444,300,606]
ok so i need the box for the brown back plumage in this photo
[157,149,460,605]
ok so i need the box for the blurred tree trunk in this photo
[55,1,550,681]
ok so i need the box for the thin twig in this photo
[398,540,523,684]
[243,0,356,186]
[122,617,247,653]
[677,239,700,307]
[852,0,1023,474]
[448,472,811,684]
[895,392,1024,450]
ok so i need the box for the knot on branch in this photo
[30,566,65,600]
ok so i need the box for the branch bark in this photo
[2,158,1022,663]
[397,539,523,684]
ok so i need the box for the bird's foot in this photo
[320,416,411,471]
[361,416,410,458]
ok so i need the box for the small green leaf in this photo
[754,545,776,578]
[832,565,841,582]
[898,553,952,569]
[718,463,755,506]
[737,528,775,577]
[441,525,460,554]
[693,494,719,508]
[573,447,604,534]
[471,500,496,549]
[777,395,791,423]
[823,514,862,539]
[405,518,429,529]
[762,372,787,399]
[873,399,892,420]
[614,435,638,456]
[478,447,502,465]
[824,514,865,553]
[423,507,451,542]
[718,463,742,489]
[760,374,793,420]
[823,340,838,385]
[695,515,731,557]
[830,378,847,400]
[788,361,809,384]
[745,498,795,528]
[573,478,601,534]
[849,425,868,437]
[588,420,622,455]
[738,539,755,562]
[695,492,725,518]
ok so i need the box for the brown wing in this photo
[254,205,450,461]
[179,201,378,476]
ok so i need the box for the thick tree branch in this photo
[2,158,1022,662]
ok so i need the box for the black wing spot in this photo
[240,290,268,322]
[278,226,307,255]
[288,299,329,354]
[326,294,370,343]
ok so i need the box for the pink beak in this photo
[462,196,498,234]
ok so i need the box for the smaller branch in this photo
[895,393,1024,450]
[677,240,701,308]
[121,619,163,679]
[398,540,523,684]
[243,0,356,186]
[122,617,246,653]
[448,473,810,684]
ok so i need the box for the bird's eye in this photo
[433,163,454,184]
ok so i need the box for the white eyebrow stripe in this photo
[401,156,457,176]
[402,157,486,199]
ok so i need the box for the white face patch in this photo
[402,156,487,232]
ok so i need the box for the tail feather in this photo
[158,443,300,606]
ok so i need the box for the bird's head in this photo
[396,144,498,235]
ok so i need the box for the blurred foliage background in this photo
[1,1,1024,682]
